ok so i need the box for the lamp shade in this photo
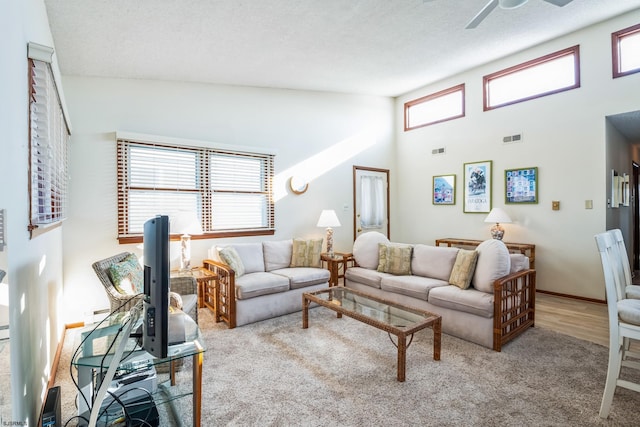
[170,210,203,235]
[316,210,341,228]
[484,208,512,224]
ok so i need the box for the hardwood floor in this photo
[535,292,609,347]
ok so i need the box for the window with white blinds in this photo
[117,138,275,242]
[28,49,71,236]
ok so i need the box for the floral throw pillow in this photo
[377,244,412,275]
[449,249,479,289]
[107,253,143,295]
[290,238,323,268]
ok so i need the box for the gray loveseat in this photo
[204,239,330,328]
[344,232,536,351]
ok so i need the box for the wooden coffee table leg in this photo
[302,295,309,329]
[433,318,441,361]
[397,333,406,382]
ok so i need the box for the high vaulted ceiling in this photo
[44,0,640,98]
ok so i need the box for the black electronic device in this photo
[41,385,60,427]
[142,215,170,359]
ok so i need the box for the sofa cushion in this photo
[263,240,293,271]
[352,231,390,269]
[290,238,323,268]
[235,272,290,300]
[411,244,459,281]
[231,243,266,274]
[219,246,246,278]
[449,249,479,289]
[344,266,391,289]
[380,275,449,301]
[510,253,529,273]
[377,244,412,275]
[107,253,143,295]
[272,267,330,290]
[472,239,511,293]
[428,285,495,318]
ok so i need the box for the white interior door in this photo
[353,166,389,240]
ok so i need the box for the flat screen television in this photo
[142,214,170,359]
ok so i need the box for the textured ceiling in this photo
[44,0,640,98]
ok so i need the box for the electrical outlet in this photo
[552,201,560,210]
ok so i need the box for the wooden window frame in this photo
[404,84,465,131]
[483,45,580,111]
[612,23,640,79]
[117,137,275,244]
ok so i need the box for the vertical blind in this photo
[117,138,275,241]
[28,57,71,233]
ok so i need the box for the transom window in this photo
[612,23,640,78]
[483,45,580,111]
[404,84,465,131]
[117,137,275,243]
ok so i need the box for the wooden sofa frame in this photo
[204,256,536,352]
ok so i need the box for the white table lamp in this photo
[317,210,341,258]
[484,208,512,240]
[171,211,203,271]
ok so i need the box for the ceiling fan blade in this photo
[465,0,499,29]
[542,0,573,6]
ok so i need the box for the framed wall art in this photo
[463,160,492,213]
[433,175,456,205]
[505,167,538,204]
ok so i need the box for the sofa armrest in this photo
[203,259,237,328]
[493,269,536,352]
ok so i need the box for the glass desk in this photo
[72,310,205,426]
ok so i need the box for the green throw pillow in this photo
[449,249,479,289]
[290,238,323,268]
[107,253,143,295]
[377,244,412,275]
[219,246,245,278]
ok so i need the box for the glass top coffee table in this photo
[302,286,441,382]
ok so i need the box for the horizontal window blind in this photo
[28,57,71,234]
[117,139,274,241]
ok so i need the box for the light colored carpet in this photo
[57,308,640,426]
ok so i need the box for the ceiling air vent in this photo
[431,147,446,155]
[503,133,523,144]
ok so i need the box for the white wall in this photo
[61,77,395,319]
[394,9,640,301]
[0,0,67,423]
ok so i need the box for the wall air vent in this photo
[503,134,523,144]
[431,147,446,155]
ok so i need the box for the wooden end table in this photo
[171,267,218,309]
[320,252,352,287]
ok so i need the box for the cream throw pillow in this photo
[449,249,479,289]
[377,244,412,275]
[219,246,245,277]
[290,238,323,268]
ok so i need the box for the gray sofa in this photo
[344,232,536,351]
[204,239,330,328]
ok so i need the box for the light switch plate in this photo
[552,201,560,210]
